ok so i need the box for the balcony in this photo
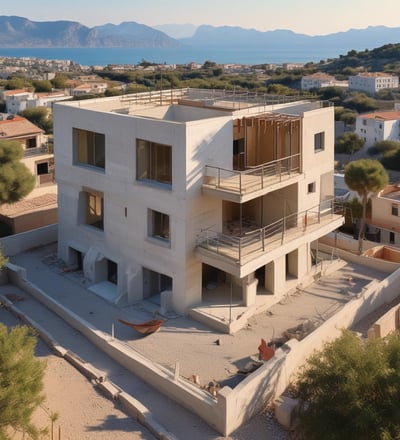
[196,199,344,277]
[24,144,50,158]
[202,154,302,203]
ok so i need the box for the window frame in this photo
[148,208,170,245]
[136,138,172,188]
[73,128,105,170]
[314,132,325,152]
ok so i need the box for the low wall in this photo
[6,254,400,436]
[368,305,400,339]
[1,224,57,256]
[6,264,230,435]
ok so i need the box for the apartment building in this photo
[53,89,343,324]
[348,72,399,94]
[355,110,400,148]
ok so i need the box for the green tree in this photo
[0,140,35,204]
[0,324,46,439]
[18,107,53,134]
[295,330,400,440]
[32,80,52,93]
[344,159,388,254]
[50,74,67,89]
[335,132,365,154]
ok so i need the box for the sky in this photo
[1,0,400,36]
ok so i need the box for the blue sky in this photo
[2,0,400,35]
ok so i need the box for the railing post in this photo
[239,173,242,194]
[262,229,265,251]
[261,166,264,189]
[218,169,221,189]
[238,238,241,263]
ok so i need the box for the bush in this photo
[295,330,400,440]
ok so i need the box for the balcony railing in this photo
[24,145,50,158]
[196,199,343,264]
[203,154,301,197]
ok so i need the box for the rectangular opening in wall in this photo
[27,137,37,149]
[390,232,395,244]
[84,189,104,230]
[308,182,316,193]
[136,139,172,187]
[74,128,105,169]
[107,259,118,284]
[392,204,398,216]
[314,132,325,152]
[68,247,84,270]
[148,209,170,243]
[142,267,172,299]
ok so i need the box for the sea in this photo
[0,46,349,67]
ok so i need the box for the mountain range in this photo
[0,16,399,54]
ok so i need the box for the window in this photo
[392,204,398,216]
[390,232,395,244]
[84,189,104,230]
[74,128,105,169]
[314,132,325,152]
[136,139,172,187]
[36,162,49,175]
[308,182,316,193]
[27,138,37,149]
[148,209,170,243]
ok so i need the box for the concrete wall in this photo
[1,224,57,256]
[368,305,400,339]
[5,254,400,436]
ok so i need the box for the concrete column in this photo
[296,243,310,279]
[242,273,258,306]
[265,255,286,296]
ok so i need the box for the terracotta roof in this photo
[2,89,31,96]
[0,116,43,138]
[360,111,400,121]
[0,193,57,217]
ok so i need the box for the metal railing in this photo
[24,144,50,157]
[203,154,301,195]
[197,199,343,263]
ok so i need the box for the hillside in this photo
[320,43,400,73]
[0,16,179,48]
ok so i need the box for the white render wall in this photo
[355,116,400,148]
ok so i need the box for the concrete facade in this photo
[53,89,343,320]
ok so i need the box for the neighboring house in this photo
[301,72,348,90]
[1,89,35,114]
[369,184,400,246]
[0,114,57,233]
[1,89,70,114]
[53,88,343,324]
[355,110,400,148]
[348,72,399,94]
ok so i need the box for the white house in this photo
[348,72,399,94]
[355,110,400,148]
[301,72,348,90]
[2,89,34,114]
[53,89,343,326]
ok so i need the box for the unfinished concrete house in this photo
[53,89,344,332]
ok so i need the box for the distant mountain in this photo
[0,16,180,48]
[153,23,197,39]
[180,24,400,52]
[0,16,399,55]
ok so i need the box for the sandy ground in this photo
[0,309,156,440]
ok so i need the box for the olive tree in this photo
[344,159,388,254]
